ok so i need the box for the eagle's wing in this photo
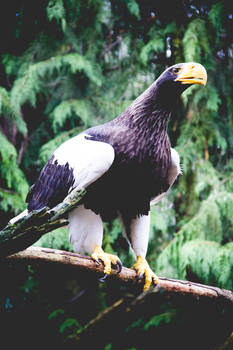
[150,148,181,205]
[26,133,115,211]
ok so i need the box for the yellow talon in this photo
[91,245,122,275]
[132,256,159,291]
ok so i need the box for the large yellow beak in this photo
[175,62,207,86]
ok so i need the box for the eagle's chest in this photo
[113,131,171,182]
[84,140,171,220]
[112,146,170,196]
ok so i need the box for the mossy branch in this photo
[0,188,86,257]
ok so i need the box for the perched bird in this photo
[11,62,207,290]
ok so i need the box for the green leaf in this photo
[127,0,140,19]
[156,189,233,286]
[0,87,27,135]
[0,189,27,213]
[51,99,93,132]
[11,53,102,117]
[183,19,211,63]
[140,36,164,65]
[193,85,221,112]
[144,310,177,330]
[208,2,225,45]
[59,318,80,334]
[0,132,29,212]
[48,309,65,320]
[47,0,67,32]
[34,227,72,251]
[150,206,168,233]
[180,240,233,290]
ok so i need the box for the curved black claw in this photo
[116,259,123,274]
[152,279,161,290]
[137,272,144,281]
[98,273,108,283]
[111,258,122,274]
[92,257,101,265]
[136,272,144,281]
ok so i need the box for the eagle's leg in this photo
[119,211,159,291]
[132,256,159,291]
[69,206,122,275]
[91,245,122,274]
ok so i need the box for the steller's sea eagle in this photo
[11,62,207,290]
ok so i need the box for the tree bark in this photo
[0,189,86,257]
[5,246,233,304]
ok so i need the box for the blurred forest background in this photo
[0,0,232,349]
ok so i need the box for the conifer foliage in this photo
[0,1,232,348]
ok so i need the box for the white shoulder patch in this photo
[53,133,115,190]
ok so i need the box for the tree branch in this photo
[0,188,86,257]
[100,36,123,58]
[4,246,233,348]
[5,246,233,304]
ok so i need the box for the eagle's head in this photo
[162,62,207,86]
[154,62,207,107]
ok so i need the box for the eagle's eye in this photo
[172,67,180,74]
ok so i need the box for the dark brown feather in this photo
[83,86,172,221]
[26,156,75,211]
